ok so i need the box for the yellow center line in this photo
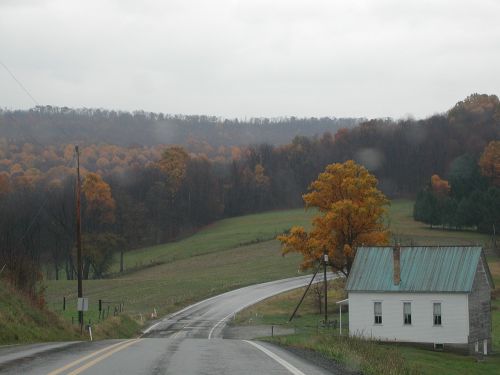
[46,339,134,375]
[66,339,143,375]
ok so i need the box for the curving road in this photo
[0,273,340,375]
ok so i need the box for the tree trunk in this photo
[83,259,91,280]
[120,250,124,273]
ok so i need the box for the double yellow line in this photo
[47,338,143,375]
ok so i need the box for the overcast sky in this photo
[1,0,499,119]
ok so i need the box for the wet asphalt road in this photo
[0,274,339,375]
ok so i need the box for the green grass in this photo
[397,346,500,375]
[46,240,304,318]
[389,200,491,247]
[0,280,81,345]
[46,209,316,320]
[268,334,419,375]
[109,208,316,273]
[232,280,348,328]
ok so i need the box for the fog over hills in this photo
[0,107,361,148]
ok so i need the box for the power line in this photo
[17,151,76,245]
[0,60,40,107]
[1,60,76,146]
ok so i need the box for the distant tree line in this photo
[0,93,499,298]
[0,107,359,151]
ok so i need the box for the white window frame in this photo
[403,301,412,325]
[373,301,382,325]
[433,301,442,326]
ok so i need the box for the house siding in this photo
[468,257,492,354]
[348,292,469,344]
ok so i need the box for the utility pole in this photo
[75,145,83,328]
[323,248,328,324]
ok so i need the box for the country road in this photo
[0,273,340,375]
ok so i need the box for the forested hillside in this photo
[0,107,360,150]
[0,94,499,300]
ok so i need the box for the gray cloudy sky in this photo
[1,0,499,119]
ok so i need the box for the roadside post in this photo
[77,297,89,333]
[87,324,93,341]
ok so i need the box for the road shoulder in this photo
[0,341,81,368]
[255,340,358,375]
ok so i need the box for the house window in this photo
[433,303,442,325]
[374,302,382,324]
[403,302,412,325]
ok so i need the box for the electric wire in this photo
[16,151,76,245]
[0,60,40,106]
[0,60,78,247]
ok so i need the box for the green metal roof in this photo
[346,246,487,293]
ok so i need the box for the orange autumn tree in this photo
[81,173,117,278]
[479,140,500,187]
[430,174,451,196]
[278,160,389,276]
[82,172,116,225]
[158,146,190,194]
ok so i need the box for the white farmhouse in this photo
[345,246,494,354]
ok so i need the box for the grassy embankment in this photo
[0,278,142,344]
[234,199,500,375]
[0,280,80,345]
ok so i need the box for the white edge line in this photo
[243,340,307,375]
[208,273,338,339]
[144,272,339,336]
[142,293,221,334]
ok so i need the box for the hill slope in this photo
[0,280,79,345]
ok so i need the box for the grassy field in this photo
[388,200,492,247]
[45,237,304,320]
[108,208,316,273]
[46,209,318,323]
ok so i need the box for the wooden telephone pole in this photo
[75,145,83,327]
[323,248,328,324]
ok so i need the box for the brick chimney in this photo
[393,244,401,285]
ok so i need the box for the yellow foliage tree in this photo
[158,146,190,194]
[479,140,500,187]
[82,172,116,224]
[254,164,270,188]
[278,160,389,276]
